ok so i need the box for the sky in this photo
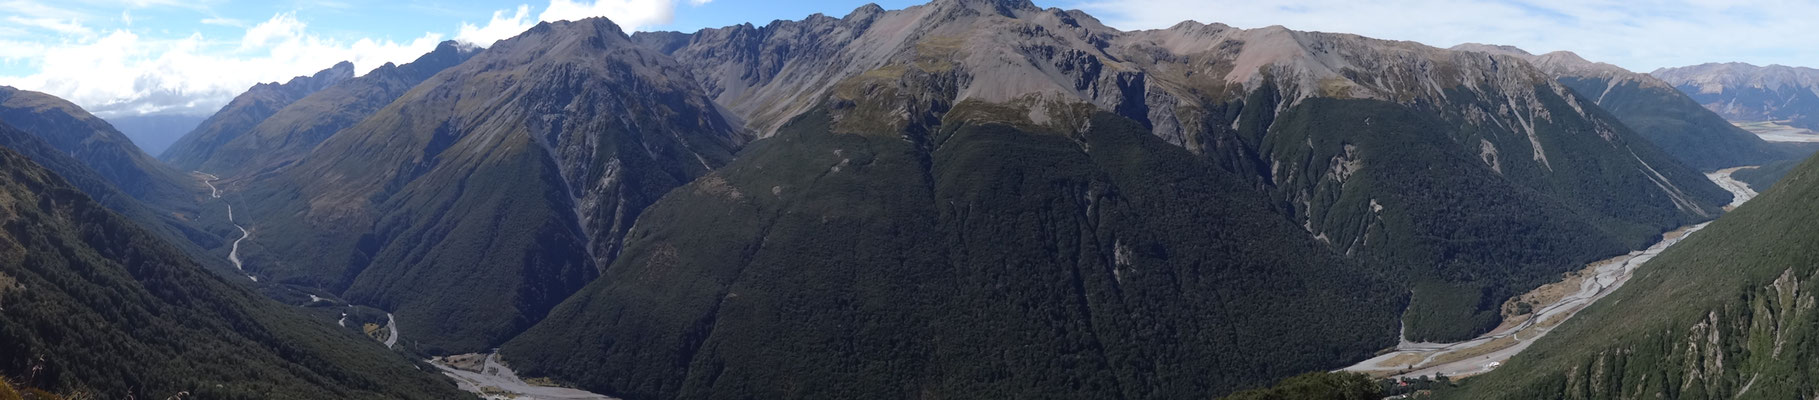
[2,0,1815,118]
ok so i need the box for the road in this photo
[200,173,257,282]
[430,352,617,400]
[1342,169,1757,379]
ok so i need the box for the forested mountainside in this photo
[0,89,236,277]
[0,121,235,277]
[0,1,1782,398]
[227,18,747,354]
[1653,62,1819,130]
[1445,137,1819,399]
[505,107,1402,399]
[0,147,470,399]
[1453,44,1792,171]
[628,0,1724,343]
[161,61,354,169]
[0,87,198,209]
[174,41,478,177]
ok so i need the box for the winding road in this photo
[200,173,257,282]
[1342,168,1759,379]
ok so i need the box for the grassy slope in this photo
[502,108,1401,399]
[195,43,474,177]
[0,147,468,399]
[1445,138,1819,399]
[160,62,350,170]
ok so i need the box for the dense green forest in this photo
[0,147,469,399]
[1255,93,1722,341]
[502,107,1402,399]
[1218,372,1383,400]
[1442,138,1819,398]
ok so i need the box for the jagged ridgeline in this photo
[1444,141,1819,399]
[620,0,1723,344]
[169,41,479,177]
[161,61,355,170]
[0,147,469,399]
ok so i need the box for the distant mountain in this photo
[182,41,478,177]
[162,61,355,169]
[1446,138,1819,399]
[628,0,1724,346]
[1653,62,1819,130]
[0,146,469,399]
[103,113,206,156]
[0,87,197,206]
[1453,45,1790,170]
[232,18,747,354]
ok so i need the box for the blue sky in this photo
[3,0,1816,117]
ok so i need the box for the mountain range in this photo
[0,142,469,399]
[1654,62,1819,130]
[1452,45,1798,170]
[2,0,1815,398]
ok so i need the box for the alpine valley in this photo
[2,0,1816,399]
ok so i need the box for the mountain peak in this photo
[924,0,1039,17]
[1450,43,1532,56]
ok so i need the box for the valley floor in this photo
[1340,168,1759,379]
[1735,121,1819,142]
[430,352,617,400]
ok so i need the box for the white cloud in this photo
[1074,0,1819,72]
[0,13,443,117]
[199,17,245,27]
[454,5,537,47]
[454,0,708,47]
[0,0,720,117]
[6,16,94,37]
